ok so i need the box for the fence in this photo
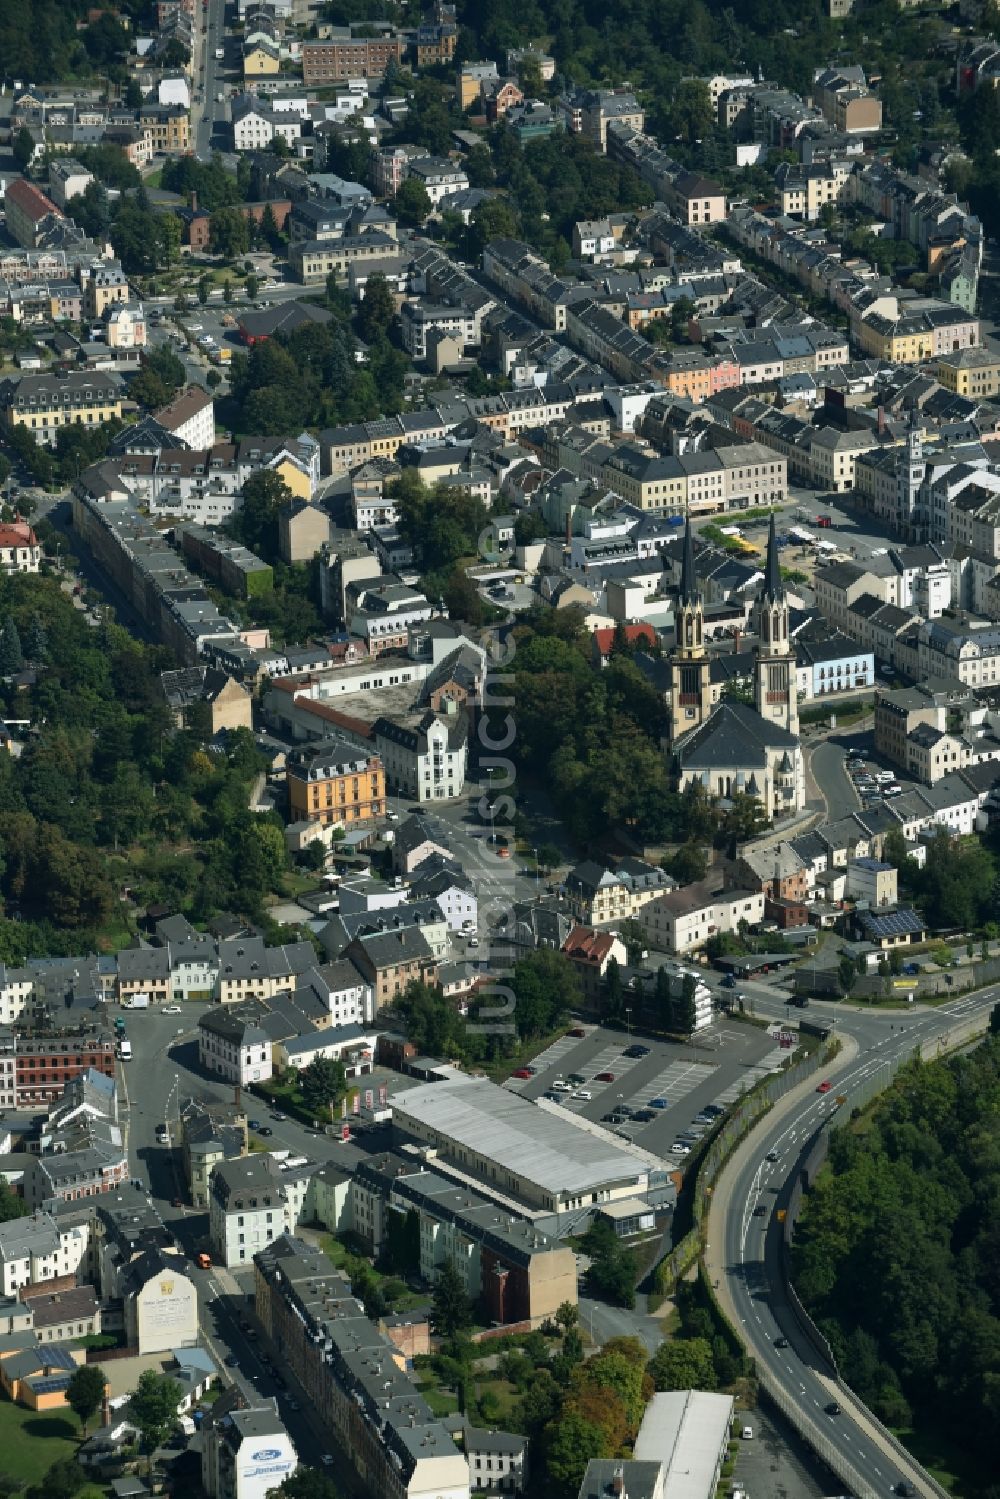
[655,1039,837,1294]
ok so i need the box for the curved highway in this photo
[708,987,999,1499]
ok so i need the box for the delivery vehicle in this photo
[122,994,149,1009]
[196,1251,212,1269]
[215,45,224,58]
[114,1016,127,1035]
[119,1039,132,1060]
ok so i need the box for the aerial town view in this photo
[0,0,997,1497]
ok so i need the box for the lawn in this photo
[0,1397,79,1485]
[891,1422,976,1495]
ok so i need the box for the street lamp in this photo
[625,1007,632,1042]
[531,847,539,893]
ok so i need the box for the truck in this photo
[122,994,149,1009]
[114,1016,127,1036]
[119,1039,132,1060]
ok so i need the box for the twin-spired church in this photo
[668,516,806,820]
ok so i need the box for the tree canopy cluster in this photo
[0,575,295,960]
[883,826,1000,933]
[394,949,582,1062]
[227,303,408,435]
[501,608,734,848]
[793,1038,1000,1492]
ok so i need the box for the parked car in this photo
[671,1142,691,1155]
[774,1336,789,1349]
[594,1071,616,1082]
[270,1111,286,1121]
[567,1027,586,1037]
[163,1004,182,1014]
[511,1068,532,1079]
[247,1119,262,1131]
[256,1125,273,1137]
[752,1204,767,1217]
[650,1097,668,1109]
[573,1089,593,1101]
[623,1044,650,1057]
[551,1080,572,1092]
[634,1108,657,1122]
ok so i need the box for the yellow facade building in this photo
[0,371,122,446]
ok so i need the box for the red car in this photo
[816,1080,832,1093]
[568,1027,586,1038]
[511,1068,532,1079]
[594,1071,616,1083]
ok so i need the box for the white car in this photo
[671,1142,691,1155]
[551,1080,572,1093]
[163,1005,182,1014]
[572,1089,592,1101]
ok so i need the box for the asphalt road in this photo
[809,735,861,822]
[714,985,1000,1499]
[192,0,227,158]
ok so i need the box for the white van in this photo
[119,1039,132,1060]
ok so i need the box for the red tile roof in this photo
[6,178,61,224]
[562,925,618,964]
[592,623,657,658]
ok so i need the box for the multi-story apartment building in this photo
[0,371,122,446]
[138,104,190,153]
[254,1234,469,1499]
[16,1036,115,1108]
[0,1212,90,1299]
[301,32,404,84]
[936,347,1000,397]
[3,179,63,249]
[209,1155,312,1267]
[344,928,438,1009]
[82,262,128,319]
[198,1007,273,1087]
[201,1398,297,1499]
[287,738,385,827]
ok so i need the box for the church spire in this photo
[679,517,700,606]
[763,512,783,601]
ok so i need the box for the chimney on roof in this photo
[612,1467,625,1496]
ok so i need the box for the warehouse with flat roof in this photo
[389,1075,652,1216]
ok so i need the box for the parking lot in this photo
[505,1022,788,1166]
[844,744,905,810]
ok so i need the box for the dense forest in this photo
[792,1032,1000,1497]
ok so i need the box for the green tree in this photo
[246,272,259,300]
[511,948,582,1040]
[0,1179,26,1224]
[838,954,856,996]
[431,1259,474,1339]
[603,955,623,1021]
[542,1409,609,1497]
[357,272,396,342]
[198,274,212,305]
[155,213,182,270]
[23,614,47,663]
[678,973,698,1035]
[210,207,250,259]
[129,1369,181,1457]
[66,1365,107,1435]
[12,127,34,171]
[0,619,23,674]
[394,177,432,227]
[230,469,293,557]
[300,1056,347,1115]
[267,1472,339,1499]
[647,1336,717,1391]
